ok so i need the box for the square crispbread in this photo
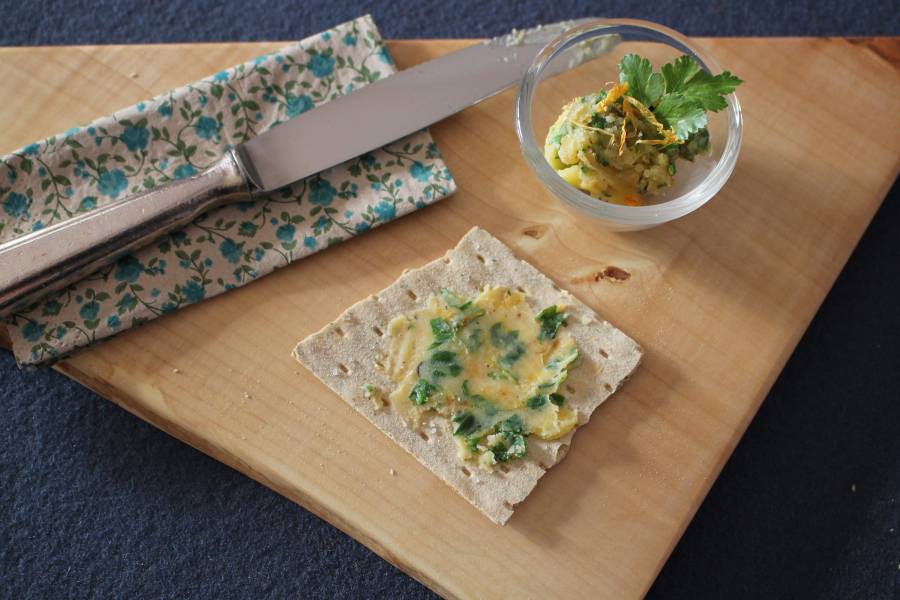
[292,227,642,524]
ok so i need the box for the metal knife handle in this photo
[0,150,252,317]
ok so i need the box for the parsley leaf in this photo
[536,305,568,341]
[614,54,742,143]
[679,128,711,161]
[429,350,462,378]
[527,394,547,410]
[463,327,483,353]
[490,322,526,368]
[452,411,479,437]
[653,93,708,141]
[587,113,607,129]
[490,416,528,462]
[429,317,455,348]
[460,380,498,416]
[662,56,743,112]
[499,414,526,435]
[409,379,437,406]
[660,55,702,95]
[619,54,665,106]
[682,70,742,111]
[490,433,527,462]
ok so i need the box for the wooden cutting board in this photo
[1,37,898,599]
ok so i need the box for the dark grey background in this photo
[1,1,898,598]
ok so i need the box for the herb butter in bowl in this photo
[515,19,743,230]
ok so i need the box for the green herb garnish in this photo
[463,328,483,353]
[489,415,528,462]
[619,53,742,140]
[490,322,526,368]
[677,128,710,161]
[488,368,519,383]
[429,350,462,379]
[499,414,526,435]
[461,380,498,416]
[661,55,742,111]
[618,54,664,107]
[429,317,455,348]
[491,434,527,463]
[540,346,580,390]
[409,379,437,406]
[489,321,517,347]
[527,394,547,410]
[452,411,479,437]
[587,113,607,129]
[544,52,741,203]
[536,305,567,341]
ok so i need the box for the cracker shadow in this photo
[510,343,680,547]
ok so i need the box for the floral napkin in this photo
[0,15,455,366]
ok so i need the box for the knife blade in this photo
[238,19,594,191]
[0,19,602,317]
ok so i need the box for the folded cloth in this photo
[0,15,455,366]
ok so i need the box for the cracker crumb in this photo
[172,368,182,374]
[389,468,397,476]
[129,72,138,78]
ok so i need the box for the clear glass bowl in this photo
[515,19,743,231]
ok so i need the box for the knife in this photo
[0,18,608,317]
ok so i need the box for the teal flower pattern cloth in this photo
[0,15,456,366]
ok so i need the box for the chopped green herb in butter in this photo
[383,286,581,470]
[543,53,742,206]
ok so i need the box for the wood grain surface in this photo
[1,37,898,599]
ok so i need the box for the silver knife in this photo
[0,18,607,317]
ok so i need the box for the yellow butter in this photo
[543,91,676,204]
[382,287,580,468]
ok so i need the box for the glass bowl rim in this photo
[514,18,743,226]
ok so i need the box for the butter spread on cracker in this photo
[382,286,580,470]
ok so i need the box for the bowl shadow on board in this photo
[510,344,680,547]
[545,145,772,304]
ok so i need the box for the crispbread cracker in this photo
[293,227,642,524]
